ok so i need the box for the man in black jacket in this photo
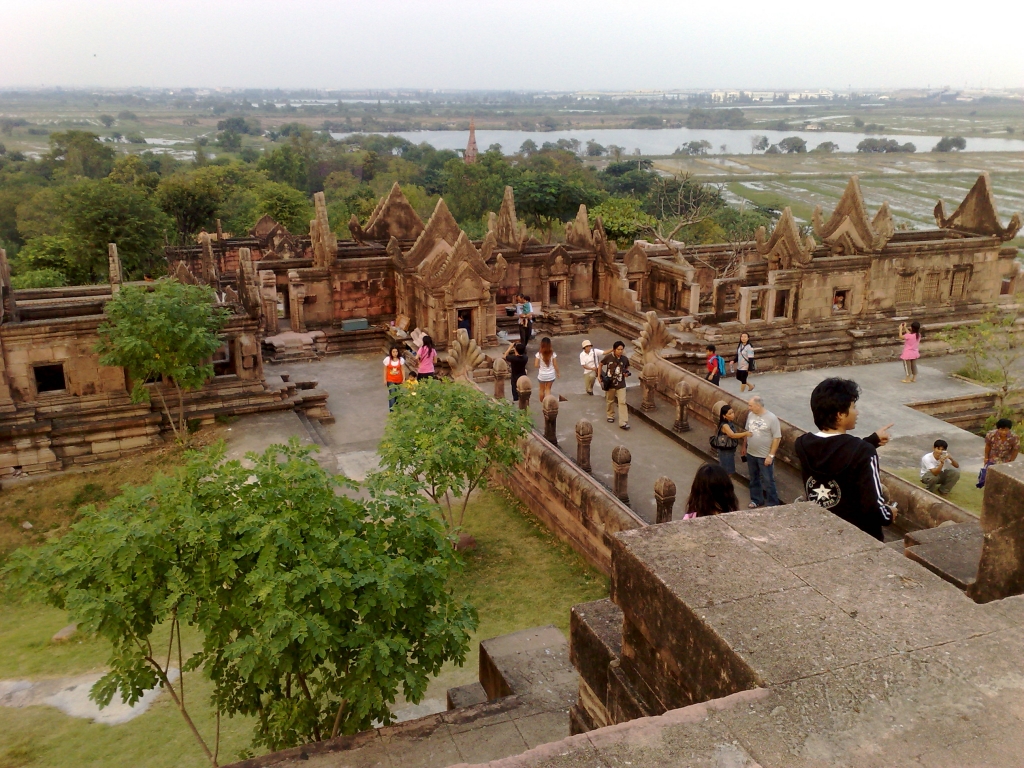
[795,378,895,540]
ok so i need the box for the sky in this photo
[1,0,1022,92]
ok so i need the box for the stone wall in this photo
[499,431,646,575]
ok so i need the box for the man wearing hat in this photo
[579,340,604,396]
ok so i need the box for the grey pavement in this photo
[716,357,991,474]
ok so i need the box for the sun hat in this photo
[582,340,592,348]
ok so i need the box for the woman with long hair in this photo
[534,336,559,400]
[715,403,751,476]
[899,320,921,383]
[417,335,438,380]
[382,344,407,411]
[683,463,740,518]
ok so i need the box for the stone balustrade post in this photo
[654,476,677,524]
[673,381,691,432]
[611,445,631,504]
[517,376,532,410]
[640,362,659,411]
[542,395,559,445]
[575,419,593,472]
[492,358,508,399]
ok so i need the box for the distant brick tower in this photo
[464,118,478,164]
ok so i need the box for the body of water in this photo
[331,127,1024,155]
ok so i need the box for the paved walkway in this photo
[716,357,991,475]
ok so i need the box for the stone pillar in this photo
[542,395,559,445]
[640,362,659,411]
[654,477,677,524]
[576,419,593,473]
[107,243,122,294]
[517,376,532,411]
[493,358,508,399]
[612,445,631,504]
[673,381,691,432]
[688,283,701,316]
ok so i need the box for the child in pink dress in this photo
[899,321,921,383]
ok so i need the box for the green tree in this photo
[376,378,532,533]
[589,197,656,244]
[778,136,808,153]
[10,267,67,289]
[96,280,228,440]
[47,130,116,178]
[932,136,967,152]
[5,439,477,764]
[108,154,161,190]
[812,141,839,153]
[251,181,312,233]
[942,313,1022,398]
[215,131,242,151]
[99,114,116,128]
[156,170,226,243]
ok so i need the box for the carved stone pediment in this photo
[592,217,617,265]
[812,176,894,254]
[623,242,649,275]
[755,207,816,269]
[401,198,463,271]
[934,173,1022,241]
[419,231,507,291]
[352,182,426,243]
[173,260,199,285]
[488,186,527,249]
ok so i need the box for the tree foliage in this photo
[932,136,967,152]
[376,379,533,532]
[96,280,228,440]
[589,197,656,244]
[47,130,117,179]
[5,439,477,764]
[942,313,1022,398]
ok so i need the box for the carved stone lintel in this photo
[673,381,691,433]
[654,476,677,524]
[516,376,532,411]
[542,395,559,445]
[640,362,659,411]
[575,419,593,473]
[611,445,631,504]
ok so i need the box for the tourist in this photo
[978,418,1020,487]
[920,439,961,496]
[534,337,559,400]
[899,321,921,383]
[416,335,438,379]
[579,340,603,396]
[734,332,755,393]
[682,464,740,519]
[714,403,751,476]
[832,294,846,312]
[705,344,725,386]
[742,395,782,507]
[382,345,407,412]
[601,341,631,430]
[518,294,534,347]
[504,341,529,402]
[794,378,894,541]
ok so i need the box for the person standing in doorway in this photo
[504,341,529,402]
[734,333,755,393]
[899,321,921,383]
[534,337,559,400]
[601,341,631,430]
[382,345,407,412]
[579,340,603,396]
[518,294,534,347]
[742,395,782,507]
[416,335,438,380]
[706,344,725,386]
[715,404,750,476]
[920,439,961,496]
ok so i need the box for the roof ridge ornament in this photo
[812,176,893,254]
[755,207,816,269]
[934,173,1022,241]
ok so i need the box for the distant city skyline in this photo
[2,0,1021,91]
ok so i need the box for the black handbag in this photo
[710,424,739,451]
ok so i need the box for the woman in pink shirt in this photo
[899,321,921,383]
[417,335,438,379]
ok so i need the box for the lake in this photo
[330,127,1024,155]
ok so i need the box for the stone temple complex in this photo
[2,171,1024,766]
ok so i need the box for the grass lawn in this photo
[892,467,984,516]
[0,467,606,768]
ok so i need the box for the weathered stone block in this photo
[569,599,621,715]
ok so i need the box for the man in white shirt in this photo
[579,340,603,396]
[920,439,961,496]
[742,395,782,507]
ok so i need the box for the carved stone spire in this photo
[565,205,595,249]
[934,173,1022,241]
[198,231,219,286]
[310,191,337,269]
[464,118,478,165]
[107,243,123,293]
[489,186,526,248]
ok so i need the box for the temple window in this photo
[923,272,942,304]
[831,290,849,313]
[895,273,917,305]
[34,363,67,394]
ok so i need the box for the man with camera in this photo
[920,439,961,496]
[601,340,631,430]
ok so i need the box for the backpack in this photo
[716,355,726,376]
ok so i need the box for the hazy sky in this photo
[2,0,1022,91]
